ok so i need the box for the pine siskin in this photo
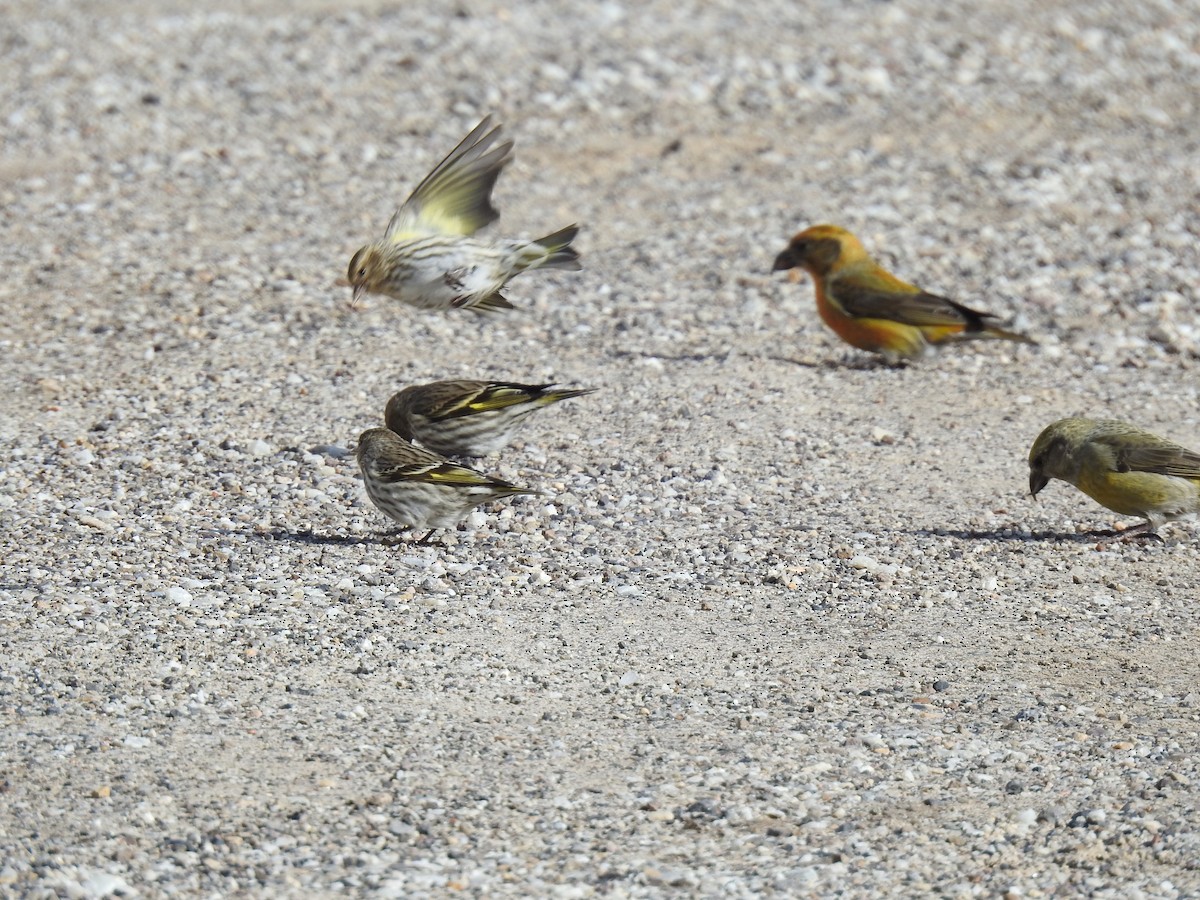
[354,427,535,543]
[347,116,581,312]
[384,380,595,457]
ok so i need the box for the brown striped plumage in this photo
[347,117,580,312]
[384,380,595,457]
[355,427,535,543]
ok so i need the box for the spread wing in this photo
[384,116,513,241]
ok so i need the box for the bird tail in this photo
[472,292,516,313]
[512,225,581,273]
[495,485,541,498]
[949,300,1038,346]
[980,324,1038,345]
[540,386,596,406]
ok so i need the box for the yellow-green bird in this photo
[347,116,580,312]
[1028,417,1200,540]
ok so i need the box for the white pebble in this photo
[166,586,193,605]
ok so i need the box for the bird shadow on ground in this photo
[768,354,904,371]
[257,528,372,545]
[248,527,450,548]
[908,527,1162,545]
[613,349,735,364]
[613,349,900,370]
[207,527,392,547]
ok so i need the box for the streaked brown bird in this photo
[354,427,535,543]
[347,116,580,312]
[385,380,595,457]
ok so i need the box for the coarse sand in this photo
[2,1,1199,896]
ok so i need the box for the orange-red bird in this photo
[772,224,1035,362]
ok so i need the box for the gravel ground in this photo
[3,0,1200,897]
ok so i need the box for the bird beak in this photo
[771,249,795,272]
[351,284,365,307]
[1029,471,1049,498]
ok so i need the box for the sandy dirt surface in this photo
[2,0,1200,896]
